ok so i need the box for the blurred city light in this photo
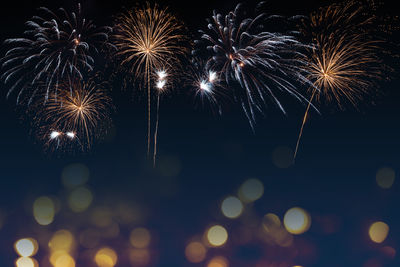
[51,252,75,267]
[238,179,264,203]
[114,202,142,224]
[14,238,38,257]
[128,248,150,266]
[185,241,207,263]
[95,247,118,267]
[207,256,229,267]
[381,246,396,259]
[67,186,93,212]
[49,230,75,253]
[369,221,389,243]
[33,196,55,225]
[15,257,38,267]
[376,167,395,189]
[91,207,113,227]
[130,227,151,249]
[206,225,228,247]
[61,163,90,189]
[262,213,281,232]
[272,146,294,168]
[221,196,243,219]
[283,207,311,235]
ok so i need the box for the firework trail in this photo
[1,3,112,105]
[152,70,168,166]
[194,3,312,129]
[294,1,383,159]
[32,77,113,152]
[113,2,188,158]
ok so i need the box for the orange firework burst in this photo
[305,2,382,108]
[113,2,188,159]
[33,78,113,151]
[294,1,383,159]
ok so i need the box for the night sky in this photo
[0,0,400,267]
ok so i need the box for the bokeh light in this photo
[67,186,93,212]
[283,207,311,235]
[381,246,396,259]
[207,256,229,267]
[272,146,294,168]
[49,230,75,253]
[376,167,395,189]
[238,179,264,203]
[185,241,207,263]
[33,196,55,225]
[14,238,38,257]
[206,225,228,247]
[61,163,90,189]
[128,248,150,266]
[130,227,151,249]
[369,221,389,243]
[114,202,142,224]
[95,247,118,267]
[51,253,75,267]
[262,213,294,247]
[15,257,38,267]
[221,196,243,219]
[91,207,113,227]
[262,213,281,230]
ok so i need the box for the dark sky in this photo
[0,0,399,267]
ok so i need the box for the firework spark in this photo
[186,58,221,114]
[113,2,188,157]
[194,3,312,129]
[1,3,112,104]
[294,1,383,159]
[33,78,113,151]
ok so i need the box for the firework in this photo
[194,3,312,129]
[294,1,382,159]
[1,3,112,104]
[153,70,169,165]
[113,2,188,157]
[186,58,221,114]
[33,78,113,151]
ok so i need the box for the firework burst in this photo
[186,58,222,114]
[303,1,382,108]
[1,3,112,105]
[294,1,383,159]
[32,78,113,152]
[113,2,188,158]
[194,3,312,129]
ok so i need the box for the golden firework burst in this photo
[113,3,188,158]
[294,1,383,159]
[306,2,381,108]
[33,78,112,151]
